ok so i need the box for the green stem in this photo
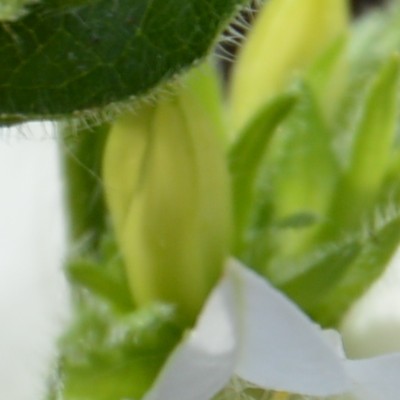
[62,121,109,252]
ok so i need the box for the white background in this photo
[0,122,68,400]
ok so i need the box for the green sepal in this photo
[279,213,400,328]
[269,83,338,221]
[66,232,134,312]
[51,300,184,400]
[256,83,339,264]
[228,93,297,255]
[347,54,399,197]
[336,4,400,138]
[319,54,400,242]
[278,240,361,314]
[312,215,400,326]
[68,258,133,312]
[378,148,400,206]
[52,225,185,400]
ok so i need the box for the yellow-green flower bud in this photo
[103,64,231,323]
[230,0,349,133]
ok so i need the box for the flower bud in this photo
[103,64,231,323]
[230,0,349,133]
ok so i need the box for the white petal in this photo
[323,329,347,358]
[346,353,400,400]
[143,267,240,400]
[230,259,350,397]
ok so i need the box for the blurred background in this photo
[352,0,387,14]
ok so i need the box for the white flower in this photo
[143,259,400,400]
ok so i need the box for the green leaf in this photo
[319,55,400,242]
[258,83,339,262]
[278,240,361,314]
[269,84,338,222]
[228,93,297,254]
[278,214,400,328]
[68,259,134,311]
[0,0,243,119]
[347,54,399,197]
[335,4,400,137]
[53,301,184,400]
[66,231,134,311]
[378,148,400,206]
[312,215,400,326]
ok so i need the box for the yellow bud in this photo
[230,0,349,133]
[103,64,231,323]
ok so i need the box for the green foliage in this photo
[336,2,400,137]
[264,83,339,259]
[62,122,109,252]
[52,234,185,400]
[228,3,400,328]
[320,55,400,242]
[278,240,361,310]
[276,214,400,326]
[0,0,244,120]
[348,55,399,191]
[67,240,134,312]
[229,93,297,254]
[54,301,184,400]
[313,215,400,326]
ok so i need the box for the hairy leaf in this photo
[0,0,243,119]
[52,300,184,400]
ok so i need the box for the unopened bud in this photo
[103,64,231,323]
[230,0,349,133]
